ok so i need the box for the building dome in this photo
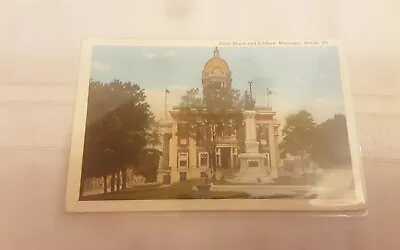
[202,47,230,73]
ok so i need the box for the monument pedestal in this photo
[228,153,273,184]
[227,110,274,184]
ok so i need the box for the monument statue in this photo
[244,91,255,110]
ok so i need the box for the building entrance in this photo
[220,147,231,169]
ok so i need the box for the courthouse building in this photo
[157,48,280,184]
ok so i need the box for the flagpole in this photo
[267,88,270,107]
[248,80,253,100]
[164,88,168,119]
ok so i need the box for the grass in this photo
[80,179,250,201]
[273,174,317,185]
[211,174,318,186]
[80,173,330,201]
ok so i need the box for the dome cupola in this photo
[202,47,230,74]
[201,47,233,108]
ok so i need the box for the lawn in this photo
[212,174,318,186]
[80,179,250,201]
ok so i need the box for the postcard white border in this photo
[65,39,366,212]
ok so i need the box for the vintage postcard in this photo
[65,39,366,212]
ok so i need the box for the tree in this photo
[80,120,116,195]
[279,110,316,172]
[179,88,203,107]
[176,88,244,180]
[80,79,160,196]
[231,88,244,108]
[85,79,148,125]
[311,114,351,167]
[177,108,243,179]
[137,147,163,182]
[179,88,244,108]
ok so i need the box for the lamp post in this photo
[247,80,257,108]
[164,88,170,119]
[248,80,253,100]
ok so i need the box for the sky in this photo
[90,45,346,126]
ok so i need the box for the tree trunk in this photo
[110,173,115,192]
[300,153,305,174]
[116,171,121,192]
[209,146,217,181]
[103,175,108,194]
[122,169,127,189]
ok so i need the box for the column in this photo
[244,111,258,153]
[170,123,178,168]
[230,147,234,169]
[188,137,197,178]
[189,137,196,167]
[170,123,178,182]
[216,147,221,166]
[162,134,170,169]
[246,113,257,142]
[274,133,280,167]
[268,122,278,178]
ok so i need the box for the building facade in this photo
[157,48,280,184]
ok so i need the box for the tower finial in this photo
[214,47,219,57]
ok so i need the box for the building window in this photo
[199,152,209,167]
[249,161,259,168]
[178,153,188,168]
[260,124,267,135]
[180,138,188,145]
[179,160,187,167]
[213,81,220,87]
